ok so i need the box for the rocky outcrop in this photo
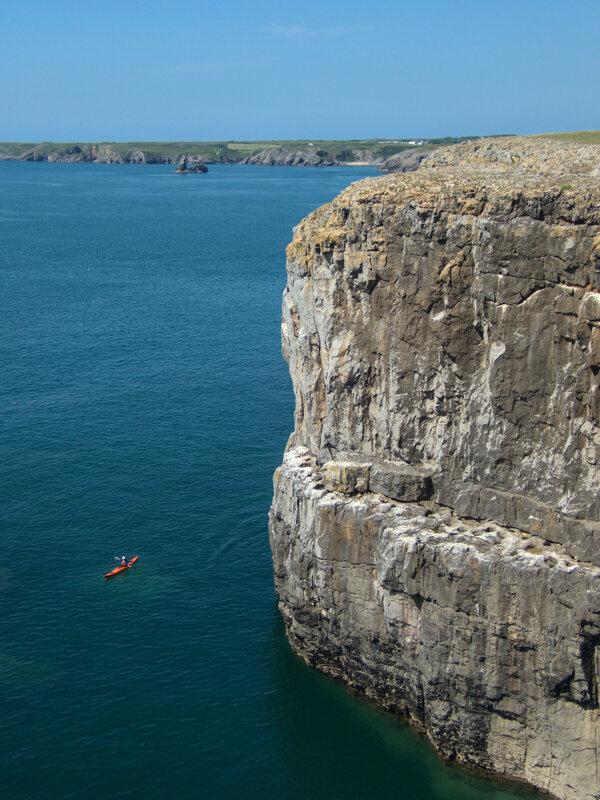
[174,156,208,174]
[242,147,442,168]
[17,144,193,164]
[270,136,600,800]
[21,144,93,162]
[241,148,335,166]
[379,147,433,172]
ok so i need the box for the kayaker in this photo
[121,556,127,566]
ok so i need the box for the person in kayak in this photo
[121,556,127,566]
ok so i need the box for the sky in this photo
[1,0,598,141]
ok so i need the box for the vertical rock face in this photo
[270,138,600,800]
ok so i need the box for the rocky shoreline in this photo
[270,136,600,800]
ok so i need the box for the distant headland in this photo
[0,137,494,173]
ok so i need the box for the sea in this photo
[0,162,537,800]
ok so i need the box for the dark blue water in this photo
[1,162,536,799]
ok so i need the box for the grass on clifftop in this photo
[0,142,37,157]
[537,131,600,144]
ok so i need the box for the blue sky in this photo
[1,0,598,140]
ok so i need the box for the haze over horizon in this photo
[2,0,598,142]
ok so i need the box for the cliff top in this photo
[423,134,600,180]
[292,137,600,251]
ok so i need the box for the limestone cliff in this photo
[379,147,433,172]
[269,136,600,800]
[18,144,186,164]
[241,148,336,166]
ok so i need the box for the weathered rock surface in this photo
[17,144,196,164]
[379,147,433,172]
[241,148,335,166]
[270,136,600,800]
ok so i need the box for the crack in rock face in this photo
[270,137,600,800]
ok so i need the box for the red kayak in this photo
[104,555,139,579]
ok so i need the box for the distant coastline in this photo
[0,138,481,173]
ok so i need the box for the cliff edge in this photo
[269,136,600,800]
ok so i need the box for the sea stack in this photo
[269,136,600,800]
[174,155,207,174]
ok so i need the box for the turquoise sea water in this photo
[1,162,537,800]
